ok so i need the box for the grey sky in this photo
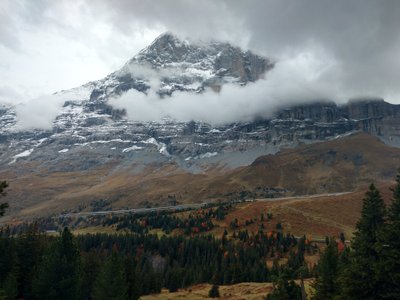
[1,0,400,104]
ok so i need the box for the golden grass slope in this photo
[232,132,400,194]
[2,132,400,218]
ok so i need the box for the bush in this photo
[208,284,220,298]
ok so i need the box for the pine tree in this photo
[208,284,220,298]
[0,289,6,300]
[266,273,302,300]
[124,255,140,300]
[32,227,81,300]
[166,267,180,293]
[375,171,400,299]
[0,181,9,217]
[93,252,128,300]
[312,238,339,300]
[80,251,101,300]
[338,184,385,300]
[16,223,44,299]
[1,273,17,300]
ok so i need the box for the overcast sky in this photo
[1,0,400,106]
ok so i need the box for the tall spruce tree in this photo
[338,184,385,300]
[93,252,128,300]
[0,181,9,217]
[32,227,81,300]
[375,171,400,299]
[208,284,220,298]
[16,223,44,299]
[266,273,302,300]
[312,238,339,300]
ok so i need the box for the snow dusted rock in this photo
[1,33,400,174]
[88,32,273,102]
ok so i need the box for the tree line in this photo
[0,222,315,299]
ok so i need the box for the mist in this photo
[15,94,66,130]
[110,48,346,124]
[2,0,400,128]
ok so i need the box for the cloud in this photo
[0,86,26,105]
[110,48,340,124]
[1,0,400,119]
[94,0,400,103]
[15,94,65,130]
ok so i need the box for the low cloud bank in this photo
[15,94,65,130]
[110,49,350,124]
[13,47,379,129]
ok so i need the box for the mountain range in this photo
[1,33,400,219]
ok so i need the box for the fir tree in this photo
[375,171,400,299]
[0,181,9,217]
[208,284,220,298]
[166,267,180,293]
[80,251,101,300]
[1,273,17,300]
[32,227,81,300]
[266,273,302,300]
[124,255,140,300]
[338,184,385,300]
[93,252,128,300]
[16,223,44,299]
[312,238,339,300]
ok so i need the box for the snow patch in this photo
[209,129,221,133]
[122,146,143,153]
[14,149,34,158]
[9,148,34,164]
[144,138,170,156]
[199,152,218,159]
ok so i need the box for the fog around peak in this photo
[1,0,400,128]
[110,49,343,124]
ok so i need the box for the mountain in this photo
[1,33,400,218]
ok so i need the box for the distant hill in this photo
[229,132,400,194]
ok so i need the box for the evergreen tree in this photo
[338,184,385,300]
[32,227,81,300]
[375,171,400,299]
[1,273,17,300]
[166,267,180,293]
[208,284,220,298]
[124,255,140,300]
[312,238,339,300]
[266,273,302,300]
[93,252,128,300]
[0,181,9,217]
[80,251,101,300]
[16,223,44,299]
[0,289,7,300]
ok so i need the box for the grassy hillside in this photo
[230,132,400,194]
[2,132,399,219]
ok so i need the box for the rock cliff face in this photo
[87,32,272,107]
[272,99,400,147]
[0,33,400,175]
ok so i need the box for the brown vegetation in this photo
[2,133,399,219]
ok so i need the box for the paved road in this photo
[58,191,353,219]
